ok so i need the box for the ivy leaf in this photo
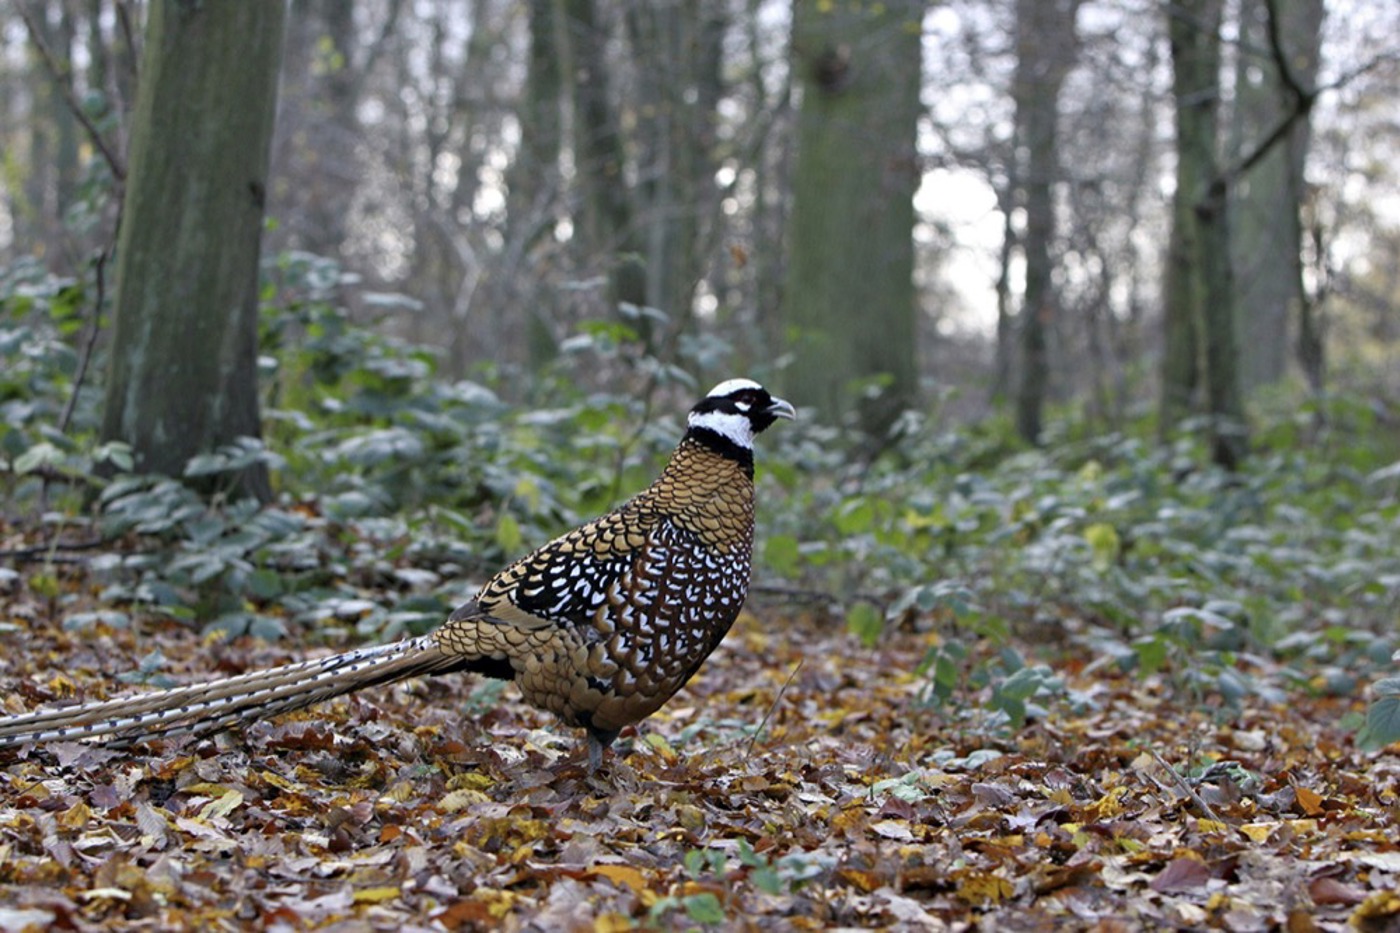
[683,893,726,925]
[1358,696,1400,751]
[846,602,883,647]
[764,534,800,577]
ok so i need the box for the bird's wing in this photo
[451,503,665,633]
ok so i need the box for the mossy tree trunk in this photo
[783,0,921,437]
[1162,0,1247,468]
[101,0,285,500]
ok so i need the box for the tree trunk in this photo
[991,177,1017,405]
[783,0,921,436]
[509,0,567,370]
[1296,200,1326,391]
[1229,0,1324,389]
[1160,208,1200,429]
[1011,0,1080,445]
[562,0,645,315]
[101,0,285,501]
[279,0,360,258]
[625,1,726,326]
[1163,0,1247,468]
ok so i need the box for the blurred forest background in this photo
[2,1,1399,742]
[3,0,1397,449]
[4,10,1400,922]
[5,2,1400,923]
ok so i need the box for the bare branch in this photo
[1261,0,1309,104]
[1206,0,1396,203]
[16,2,127,182]
[58,215,120,436]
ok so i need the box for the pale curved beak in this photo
[766,397,796,421]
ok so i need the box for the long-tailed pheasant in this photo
[0,379,794,769]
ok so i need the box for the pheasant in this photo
[0,379,794,769]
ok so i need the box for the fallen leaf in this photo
[589,864,649,892]
[353,886,401,904]
[1239,822,1277,843]
[1149,857,1210,894]
[953,869,1014,906]
[870,819,914,841]
[1308,876,1366,906]
[1294,785,1324,817]
[1352,891,1400,932]
[196,790,244,822]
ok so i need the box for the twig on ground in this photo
[745,659,803,758]
[1149,748,1222,823]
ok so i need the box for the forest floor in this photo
[1,565,1398,931]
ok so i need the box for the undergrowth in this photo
[1,253,1397,748]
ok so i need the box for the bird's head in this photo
[686,378,796,451]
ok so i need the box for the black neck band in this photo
[685,427,755,475]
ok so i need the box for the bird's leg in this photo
[585,727,620,773]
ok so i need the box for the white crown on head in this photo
[706,378,763,398]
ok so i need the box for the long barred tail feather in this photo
[0,635,457,751]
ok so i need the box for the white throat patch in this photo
[688,410,755,449]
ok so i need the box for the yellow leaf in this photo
[1352,890,1400,925]
[438,789,488,812]
[46,674,79,697]
[380,781,415,803]
[839,868,882,893]
[595,913,633,933]
[644,732,677,760]
[197,790,244,822]
[259,770,301,793]
[495,512,523,553]
[353,887,400,904]
[476,888,517,920]
[58,801,91,831]
[1295,785,1324,816]
[513,476,542,512]
[1239,822,1278,843]
[1082,786,1127,821]
[953,868,1014,906]
[1196,818,1229,834]
[1083,522,1120,569]
[831,806,867,835]
[591,864,649,892]
[447,772,494,792]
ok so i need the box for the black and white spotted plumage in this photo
[0,380,795,769]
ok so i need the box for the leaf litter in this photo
[0,573,1397,931]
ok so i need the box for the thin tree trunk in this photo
[1011,0,1080,445]
[102,0,286,500]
